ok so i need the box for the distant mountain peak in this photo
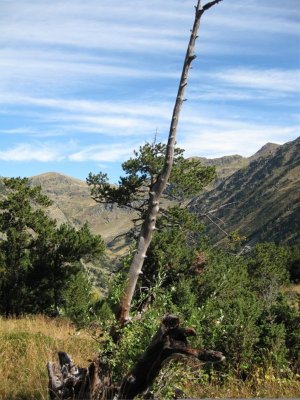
[249,142,280,161]
[190,136,300,246]
[31,171,67,178]
[31,172,85,185]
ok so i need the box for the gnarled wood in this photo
[47,315,224,400]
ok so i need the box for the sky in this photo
[0,0,299,183]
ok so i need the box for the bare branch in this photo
[199,201,236,216]
[205,214,229,236]
[202,0,223,12]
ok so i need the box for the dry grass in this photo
[153,360,300,399]
[0,315,99,400]
[188,376,300,398]
[1,315,300,399]
[291,284,300,294]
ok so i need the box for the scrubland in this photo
[1,315,300,399]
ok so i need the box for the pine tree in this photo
[0,177,105,317]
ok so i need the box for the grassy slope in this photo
[0,315,99,400]
[154,359,300,399]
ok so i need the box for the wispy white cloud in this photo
[0,49,179,94]
[2,0,298,54]
[0,95,172,120]
[69,143,139,163]
[209,9,299,36]
[0,143,63,162]
[208,68,300,93]
[178,116,299,158]
[0,94,173,138]
[1,117,297,166]
[0,127,64,137]
[1,0,297,105]
[0,1,190,55]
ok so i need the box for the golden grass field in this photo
[1,315,299,399]
[0,315,99,400]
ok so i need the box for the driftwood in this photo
[47,314,224,399]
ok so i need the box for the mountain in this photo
[28,154,246,247]
[29,172,136,265]
[1,139,298,289]
[192,142,280,189]
[30,172,135,242]
[193,154,248,181]
[27,138,299,255]
[249,142,280,162]
[189,137,300,246]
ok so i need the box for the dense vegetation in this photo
[0,178,104,322]
[0,154,299,398]
[97,226,300,398]
[86,142,300,397]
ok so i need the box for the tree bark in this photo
[119,0,223,326]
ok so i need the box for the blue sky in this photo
[0,0,299,183]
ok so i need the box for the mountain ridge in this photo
[189,137,300,245]
[26,138,299,251]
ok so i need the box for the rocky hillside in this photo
[190,137,300,246]
[30,172,135,245]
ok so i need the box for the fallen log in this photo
[47,314,224,399]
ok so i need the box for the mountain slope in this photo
[190,137,300,245]
[192,142,279,189]
[30,172,135,244]
[28,138,299,251]
[193,154,248,186]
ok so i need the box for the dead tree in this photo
[48,314,224,400]
[47,2,225,399]
[119,0,223,326]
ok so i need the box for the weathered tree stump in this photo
[47,314,224,399]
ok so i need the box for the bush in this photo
[61,269,100,327]
[83,239,300,398]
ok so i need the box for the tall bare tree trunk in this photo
[119,0,223,325]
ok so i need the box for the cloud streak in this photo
[69,143,139,163]
[209,68,300,93]
[0,143,63,162]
